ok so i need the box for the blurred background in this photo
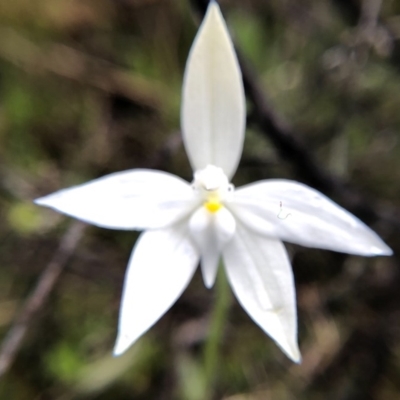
[0,0,400,399]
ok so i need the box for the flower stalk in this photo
[203,264,231,392]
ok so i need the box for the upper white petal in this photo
[231,180,392,256]
[189,206,236,288]
[181,1,245,179]
[35,169,198,230]
[223,224,300,363]
[113,222,199,356]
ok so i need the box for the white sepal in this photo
[181,1,245,179]
[189,206,236,289]
[223,223,301,363]
[232,180,393,256]
[113,222,199,356]
[35,169,198,230]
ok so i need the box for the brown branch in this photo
[0,222,86,378]
[0,117,186,377]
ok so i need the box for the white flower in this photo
[35,1,392,363]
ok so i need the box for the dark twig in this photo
[191,0,400,233]
[238,39,400,230]
[0,222,86,378]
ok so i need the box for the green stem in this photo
[203,264,231,395]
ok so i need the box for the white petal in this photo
[189,206,236,289]
[181,1,245,179]
[35,169,198,230]
[231,180,393,256]
[223,224,300,363]
[113,222,199,356]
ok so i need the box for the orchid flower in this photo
[35,1,392,363]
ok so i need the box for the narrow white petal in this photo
[223,224,300,363]
[113,223,199,356]
[35,169,198,230]
[181,1,245,179]
[231,180,392,256]
[189,206,236,289]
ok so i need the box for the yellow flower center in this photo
[204,199,222,213]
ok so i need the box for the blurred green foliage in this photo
[0,0,400,399]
